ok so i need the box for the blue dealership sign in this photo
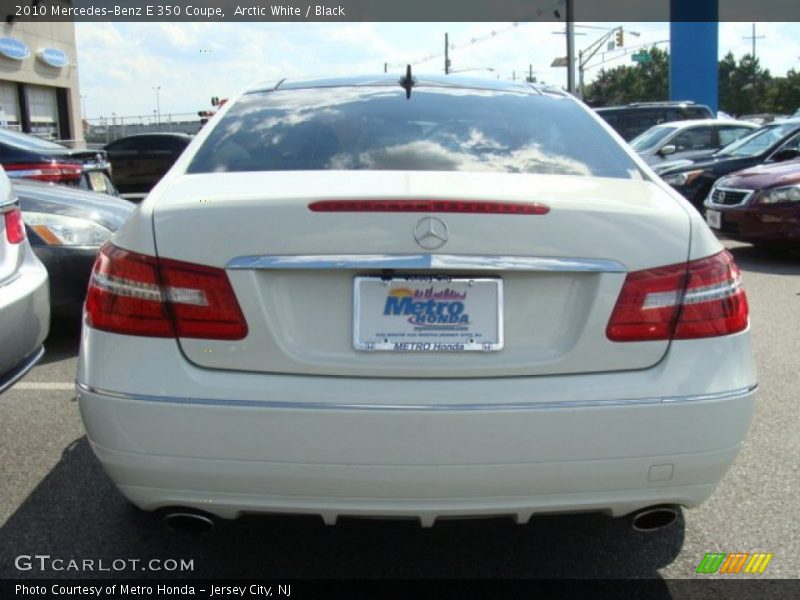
[670,0,719,113]
[0,37,30,61]
[37,47,69,68]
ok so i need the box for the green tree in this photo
[585,46,669,106]
[718,52,772,116]
[762,69,800,114]
[585,48,799,116]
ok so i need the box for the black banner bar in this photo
[2,0,800,22]
[1,579,799,600]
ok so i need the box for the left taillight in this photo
[85,243,248,340]
[4,207,25,244]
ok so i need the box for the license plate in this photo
[706,209,721,229]
[88,171,108,193]
[354,276,503,352]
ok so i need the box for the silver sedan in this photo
[0,168,49,394]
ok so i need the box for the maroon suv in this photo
[703,158,800,247]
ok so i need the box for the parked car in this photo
[0,168,49,394]
[594,101,714,141]
[657,119,800,210]
[18,181,135,318]
[704,158,800,247]
[104,133,192,198]
[0,127,115,195]
[630,119,756,166]
[77,75,755,531]
[737,114,778,126]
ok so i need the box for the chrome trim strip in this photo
[0,346,45,395]
[75,381,757,412]
[226,254,627,273]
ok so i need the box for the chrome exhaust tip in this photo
[630,505,679,532]
[163,510,215,534]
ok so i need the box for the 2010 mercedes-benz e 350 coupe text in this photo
[76,75,757,529]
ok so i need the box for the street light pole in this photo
[153,86,161,125]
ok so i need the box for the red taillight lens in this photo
[4,207,26,244]
[159,258,249,339]
[4,162,83,183]
[309,199,550,215]
[673,251,749,339]
[85,243,248,340]
[607,250,748,342]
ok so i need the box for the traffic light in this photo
[615,28,624,47]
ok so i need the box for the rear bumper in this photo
[77,328,757,524]
[0,249,49,388]
[79,384,754,524]
[0,345,44,394]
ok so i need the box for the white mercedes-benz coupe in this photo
[77,75,756,531]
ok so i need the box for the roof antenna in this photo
[399,64,415,99]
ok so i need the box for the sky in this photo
[75,22,800,121]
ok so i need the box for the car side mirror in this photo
[771,148,800,162]
[659,144,677,157]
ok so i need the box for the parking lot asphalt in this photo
[0,240,798,581]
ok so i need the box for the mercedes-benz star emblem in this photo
[414,216,448,250]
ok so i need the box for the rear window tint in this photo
[188,86,641,179]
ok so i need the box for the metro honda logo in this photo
[383,287,470,328]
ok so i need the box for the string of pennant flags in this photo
[384,1,565,70]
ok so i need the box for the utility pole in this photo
[743,23,765,62]
[742,23,765,91]
[444,33,450,74]
[566,0,575,93]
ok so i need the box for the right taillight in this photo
[85,243,248,340]
[607,250,748,342]
[4,162,83,183]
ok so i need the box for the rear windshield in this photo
[188,86,641,179]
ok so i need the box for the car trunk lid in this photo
[151,170,690,378]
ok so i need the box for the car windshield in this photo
[716,123,799,158]
[630,126,678,152]
[0,127,66,151]
[188,86,642,179]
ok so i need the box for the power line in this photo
[385,22,526,70]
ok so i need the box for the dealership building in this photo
[0,20,83,144]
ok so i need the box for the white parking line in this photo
[13,382,74,390]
